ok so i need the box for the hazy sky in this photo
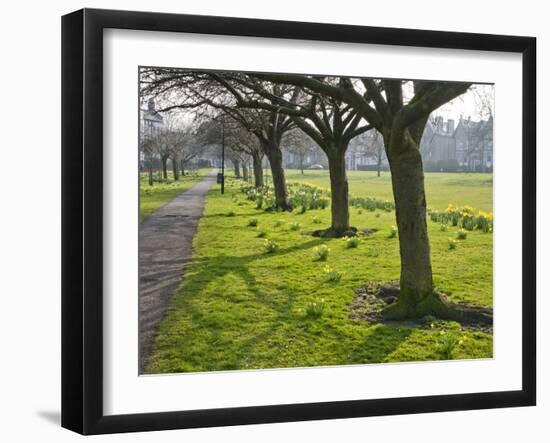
[432,83,494,123]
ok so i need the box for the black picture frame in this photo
[61,8,537,435]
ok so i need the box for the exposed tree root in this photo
[350,282,492,328]
[312,226,377,238]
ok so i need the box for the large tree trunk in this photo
[264,144,292,211]
[383,134,445,319]
[252,151,264,188]
[377,154,381,177]
[242,163,249,181]
[233,159,241,178]
[172,158,179,181]
[162,157,168,180]
[180,159,186,176]
[326,148,351,235]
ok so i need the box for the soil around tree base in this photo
[350,281,493,330]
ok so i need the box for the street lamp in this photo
[216,115,225,194]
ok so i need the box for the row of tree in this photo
[140,69,480,322]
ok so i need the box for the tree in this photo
[255,74,474,320]
[214,74,371,236]
[354,129,385,176]
[140,69,292,209]
[282,129,316,175]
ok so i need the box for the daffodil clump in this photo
[350,195,394,212]
[456,228,468,240]
[323,265,341,282]
[241,182,329,212]
[305,299,326,319]
[343,235,361,249]
[312,244,330,261]
[389,225,398,238]
[264,239,280,254]
[289,222,301,231]
[437,329,468,360]
[448,237,458,250]
[430,204,493,233]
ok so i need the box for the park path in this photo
[139,170,217,373]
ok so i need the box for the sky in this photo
[431,83,494,123]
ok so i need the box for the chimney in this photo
[147,98,156,111]
[447,119,455,134]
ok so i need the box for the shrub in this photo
[324,265,342,282]
[456,228,467,240]
[248,218,258,227]
[448,238,457,250]
[313,244,330,261]
[305,300,326,319]
[389,225,398,238]
[289,222,301,231]
[264,239,279,254]
[343,236,361,248]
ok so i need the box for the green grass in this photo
[139,169,209,220]
[285,170,493,211]
[146,173,493,374]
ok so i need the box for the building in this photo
[420,116,493,172]
[140,98,164,138]
[139,98,164,166]
[453,116,493,171]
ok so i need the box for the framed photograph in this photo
[61,8,536,435]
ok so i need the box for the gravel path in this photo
[139,171,217,373]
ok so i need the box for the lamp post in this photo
[216,115,226,193]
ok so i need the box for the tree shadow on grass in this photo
[146,239,330,373]
[346,324,413,364]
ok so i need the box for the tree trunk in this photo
[172,158,179,181]
[162,157,168,180]
[377,152,382,177]
[264,144,291,211]
[148,163,153,186]
[384,136,442,319]
[242,163,249,181]
[180,159,185,176]
[252,151,264,188]
[326,148,351,235]
[300,154,304,175]
[233,159,241,178]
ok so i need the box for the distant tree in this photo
[354,129,385,176]
[282,129,316,175]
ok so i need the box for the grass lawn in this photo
[146,172,493,374]
[139,169,210,219]
[285,170,493,211]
